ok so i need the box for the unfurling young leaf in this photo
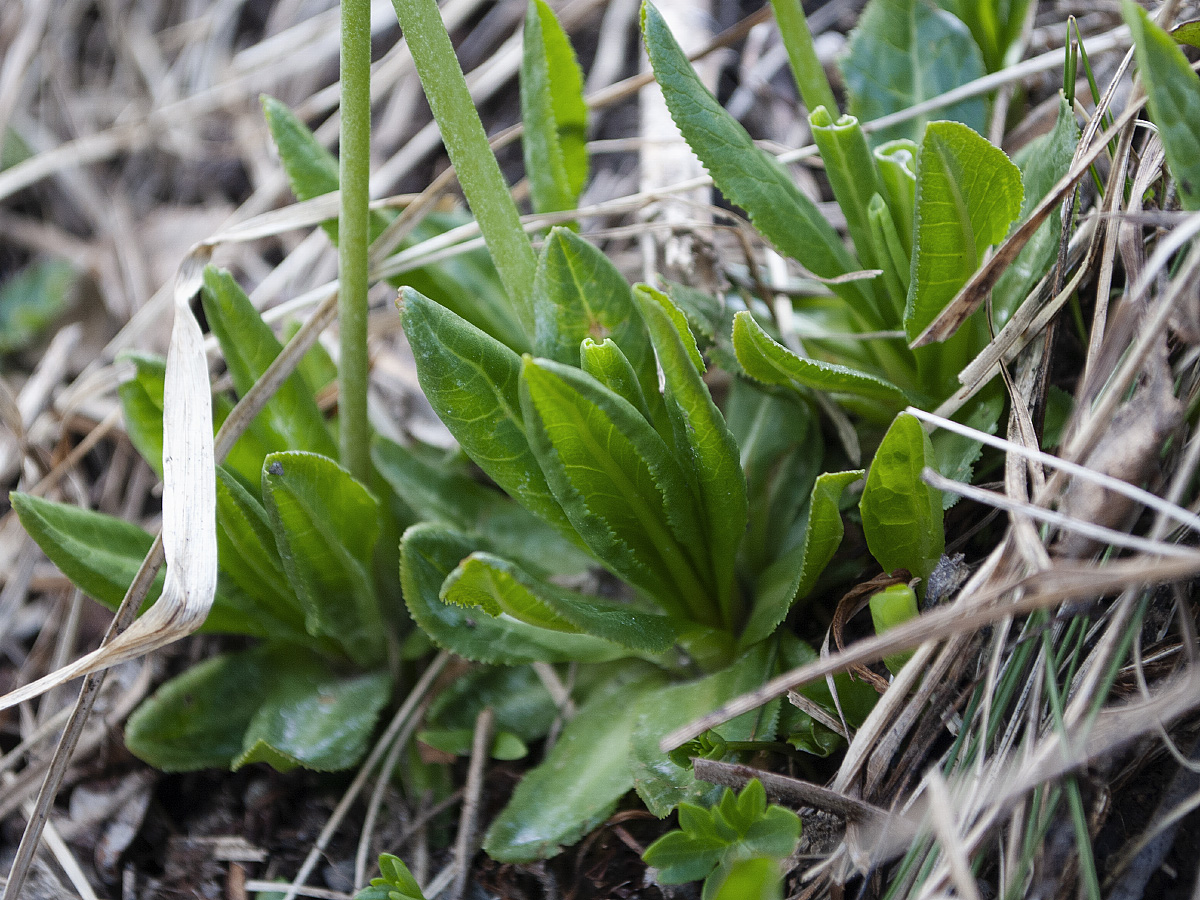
[355,854,428,900]
[869,582,920,674]
[520,0,588,214]
[860,412,944,583]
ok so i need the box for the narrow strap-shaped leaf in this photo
[399,288,574,538]
[860,412,943,582]
[769,0,838,114]
[520,0,588,214]
[520,356,711,622]
[634,286,748,630]
[261,450,385,664]
[640,1,873,317]
[905,121,1023,343]
[739,470,862,650]
[867,193,909,315]
[732,311,909,408]
[874,138,918,256]
[117,352,167,477]
[201,266,337,458]
[400,523,630,664]
[442,551,678,652]
[1123,1,1200,211]
[841,0,987,145]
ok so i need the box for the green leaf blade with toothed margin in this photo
[640,2,873,317]
[399,288,575,538]
[400,523,632,664]
[732,311,910,407]
[520,0,588,213]
[1124,1,1200,210]
[261,451,385,665]
[842,0,987,145]
[520,356,711,622]
[860,412,943,581]
[484,667,670,862]
[442,551,678,652]
[905,121,1023,342]
[634,285,748,630]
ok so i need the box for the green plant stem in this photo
[339,0,372,482]
[769,0,838,115]
[391,0,537,334]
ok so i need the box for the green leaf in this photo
[520,0,588,214]
[640,1,873,315]
[808,107,884,278]
[372,436,590,576]
[634,286,748,628]
[993,96,1080,325]
[214,467,310,642]
[631,643,777,816]
[905,121,1023,342]
[117,353,168,478]
[400,523,631,664]
[726,381,822,578]
[10,492,277,637]
[733,311,909,411]
[355,854,428,900]
[1124,0,1200,210]
[263,95,338,202]
[777,634,877,757]
[769,0,838,114]
[484,667,668,861]
[125,644,390,773]
[399,288,573,536]
[201,266,337,458]
[417,727,528,761]
[531,228,660,415]
[869,582,920,673]
[643,816,727,884]
[842,0,987,145]
[739,470,862,650]
[708,857,785,900]
[580,337,654,422]
[233,666,391,772]
[860,412,943,581]
[442,551,678,652]
[261,451,385,664]
[1173,19,1200,50]
[875,138,919,256]
[520,357,711,623]
[0,260,74,354]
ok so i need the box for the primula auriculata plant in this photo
[12,0,1123,876]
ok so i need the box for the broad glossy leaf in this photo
[869,582,919,673]
[442,551,678,652]
[993,96,1080,325]
[1124,1,1200,210]
[732,311,909,409]
[709,857,785,900]
[631,642,777,816]
[0,260,73,354]
[634,286,747,628]
[400,523,630,663]
[520,0,588,213]
[520,357,710,622]
[842,0,987,145]
[641,2,873,315]
[531,228,659,413]
[372,436,590,576]
[202,267,337,459]
[484,667,669,861]
[905,122,1023,342]
[860,412,943,581]
[400,288,573,535]
[126,644,390,773]
[262,451,385,664]
[740,470,862,650]
[234,664,391,772]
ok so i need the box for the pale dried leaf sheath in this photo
[0,254,217,712]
